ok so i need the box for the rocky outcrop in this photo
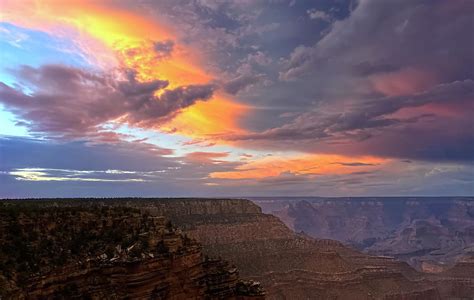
[0,202,265,299]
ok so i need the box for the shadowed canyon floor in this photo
[1,198,473,299]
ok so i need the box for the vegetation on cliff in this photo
[0,201,264,299]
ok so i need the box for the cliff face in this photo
[0,202,264,299]
[252,197,474,299]
[121,198,443,300]
[252,197,474,272]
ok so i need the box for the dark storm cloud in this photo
[0,65,215,139]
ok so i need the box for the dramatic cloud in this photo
[0,65,214,139]
[231,80,473,138]
[219,0,474,162]
[0,0,472,196]
[226,79,473,161]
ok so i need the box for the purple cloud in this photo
[0,65,215,139]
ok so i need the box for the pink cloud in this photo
[185,151,229,164]
[370,68,439,96]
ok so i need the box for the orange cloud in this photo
[0,0,249,139]
[0,0,204,83]
[210,154,385,179]
[162,92,250,138]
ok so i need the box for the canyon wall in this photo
[126,198,446,299]
[0,202,264,299]
[252,197,474,272]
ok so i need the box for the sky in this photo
[0,0,473,198]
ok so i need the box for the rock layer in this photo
[120,198,446,299]
[2,198,473,299]
[252,197,474,272]
[0,202,264,299]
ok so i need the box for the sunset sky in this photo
[0,0,473,197]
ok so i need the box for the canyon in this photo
[1,198,473,299]
[136,198,474,299]
[252,197,474,273]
